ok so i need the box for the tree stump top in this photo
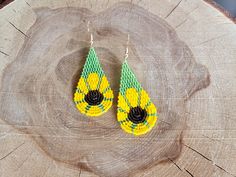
[0,1,235,177]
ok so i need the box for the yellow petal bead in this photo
[117,111,128,121]
[140,89,149,109]
[117,93,130,113]
[87,106,102,116]
[103,89,113,99]
[125,88,138,107]
[87,73,99,90]
[74,92,84,102]
[77,77,88,94]
[146,103,157,115]
[99,76,109,93]
[76,102,88,114]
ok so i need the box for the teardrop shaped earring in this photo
[117,35,158,135]
[74,21,114,117]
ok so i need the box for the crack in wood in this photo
[195,33,229,46]
[185,168,194,177]
[175,6,199,29]
[15,150,34,170]
[159,120,171,125]
[0,50,9,56]
[175,18,188,29]
[0,142,25,160]
[215,164,236,177]
[184,144,212,162]
[24,0,31,7]
[168,158,182,171]
[165,0,183,19]
[8,21,28,38]
[184,144,236,177]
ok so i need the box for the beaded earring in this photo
[74,22,113,116]
[117,35,158,135]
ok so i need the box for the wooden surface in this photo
[0,0,235,177]
[204,0,236,23]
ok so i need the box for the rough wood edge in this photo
[204,0,236,23]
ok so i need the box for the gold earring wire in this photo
[125,34,129,61]
[87,21,93,47]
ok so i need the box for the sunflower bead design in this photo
[74,47,113,116]
[117,60,158,136]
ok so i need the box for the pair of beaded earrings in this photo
[74,22,158,136]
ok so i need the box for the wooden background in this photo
[0,0,235,177]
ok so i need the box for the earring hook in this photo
[125,34,130,61]
[87,21,93,47]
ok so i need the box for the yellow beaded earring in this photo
[74,22,114,117]
[117,35,158,136]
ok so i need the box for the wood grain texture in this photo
[0,0,235,177]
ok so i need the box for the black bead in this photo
[128,106,147,124]
[85,90,104,105]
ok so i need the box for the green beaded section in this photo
[81,47,104,79]
[120,60,142,95]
